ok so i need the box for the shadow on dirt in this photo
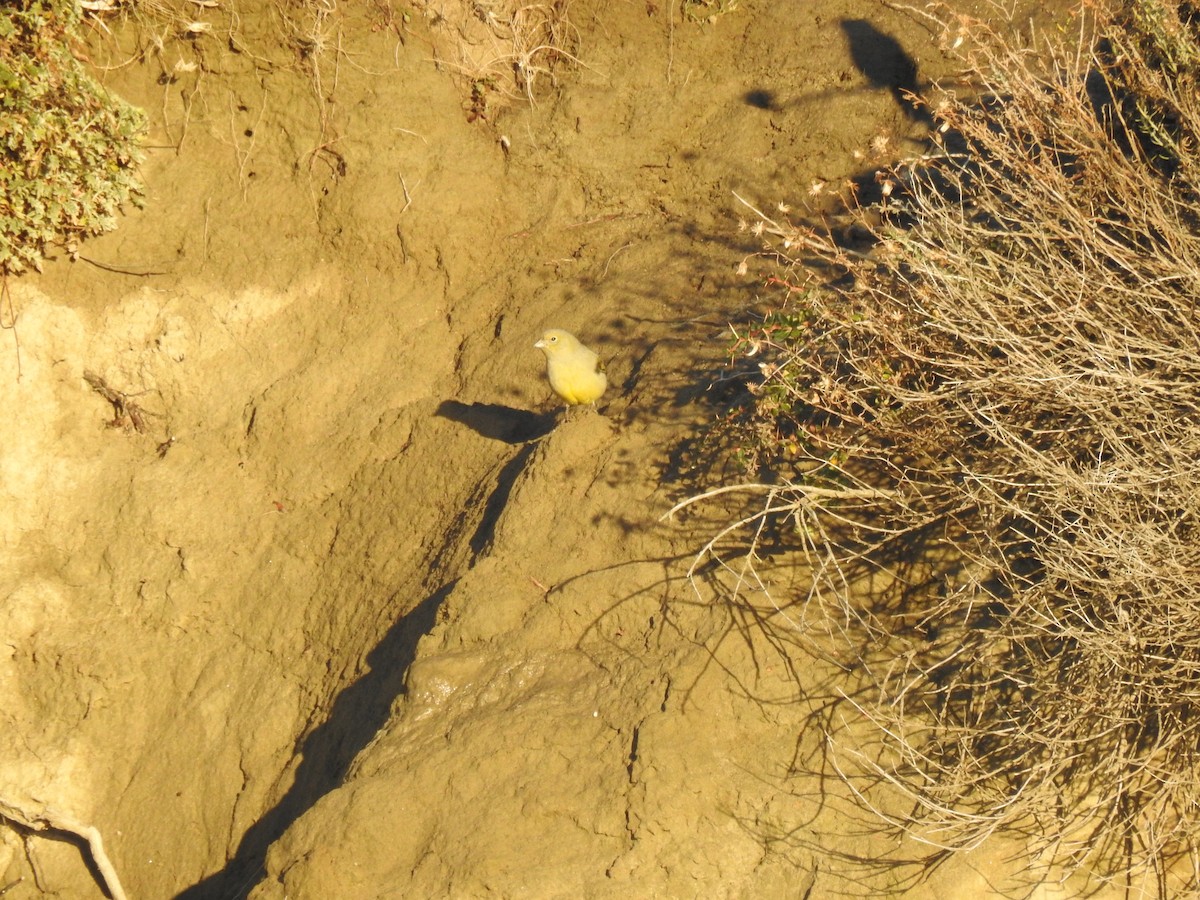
[840,18,932,124]
[436,400,559,444]
[738,17,932,128]
[175,581,450,900]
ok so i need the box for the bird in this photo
[534,328,607,406]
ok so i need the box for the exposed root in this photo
[0,800,126,900]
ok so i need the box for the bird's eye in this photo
[549,335,558,343]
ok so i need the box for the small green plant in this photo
[722,279,912,482]
[0,0,146,275]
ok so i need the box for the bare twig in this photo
[1,278,20,381]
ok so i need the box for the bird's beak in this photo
[534,339,546,349]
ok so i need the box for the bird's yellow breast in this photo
[548,357,607,405]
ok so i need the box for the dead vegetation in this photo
[83,370,155,433]
[413,0,582,120]
[683,0,1200,893]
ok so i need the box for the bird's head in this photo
[534,328,580,356]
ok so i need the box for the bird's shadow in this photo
[436,400,558,443]
[738,18,933,128]
[840,18,930,123]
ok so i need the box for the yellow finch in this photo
[534,328,608,406]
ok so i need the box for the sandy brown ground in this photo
[0,1,1139,898]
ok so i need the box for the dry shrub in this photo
[688,0,1200,892]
